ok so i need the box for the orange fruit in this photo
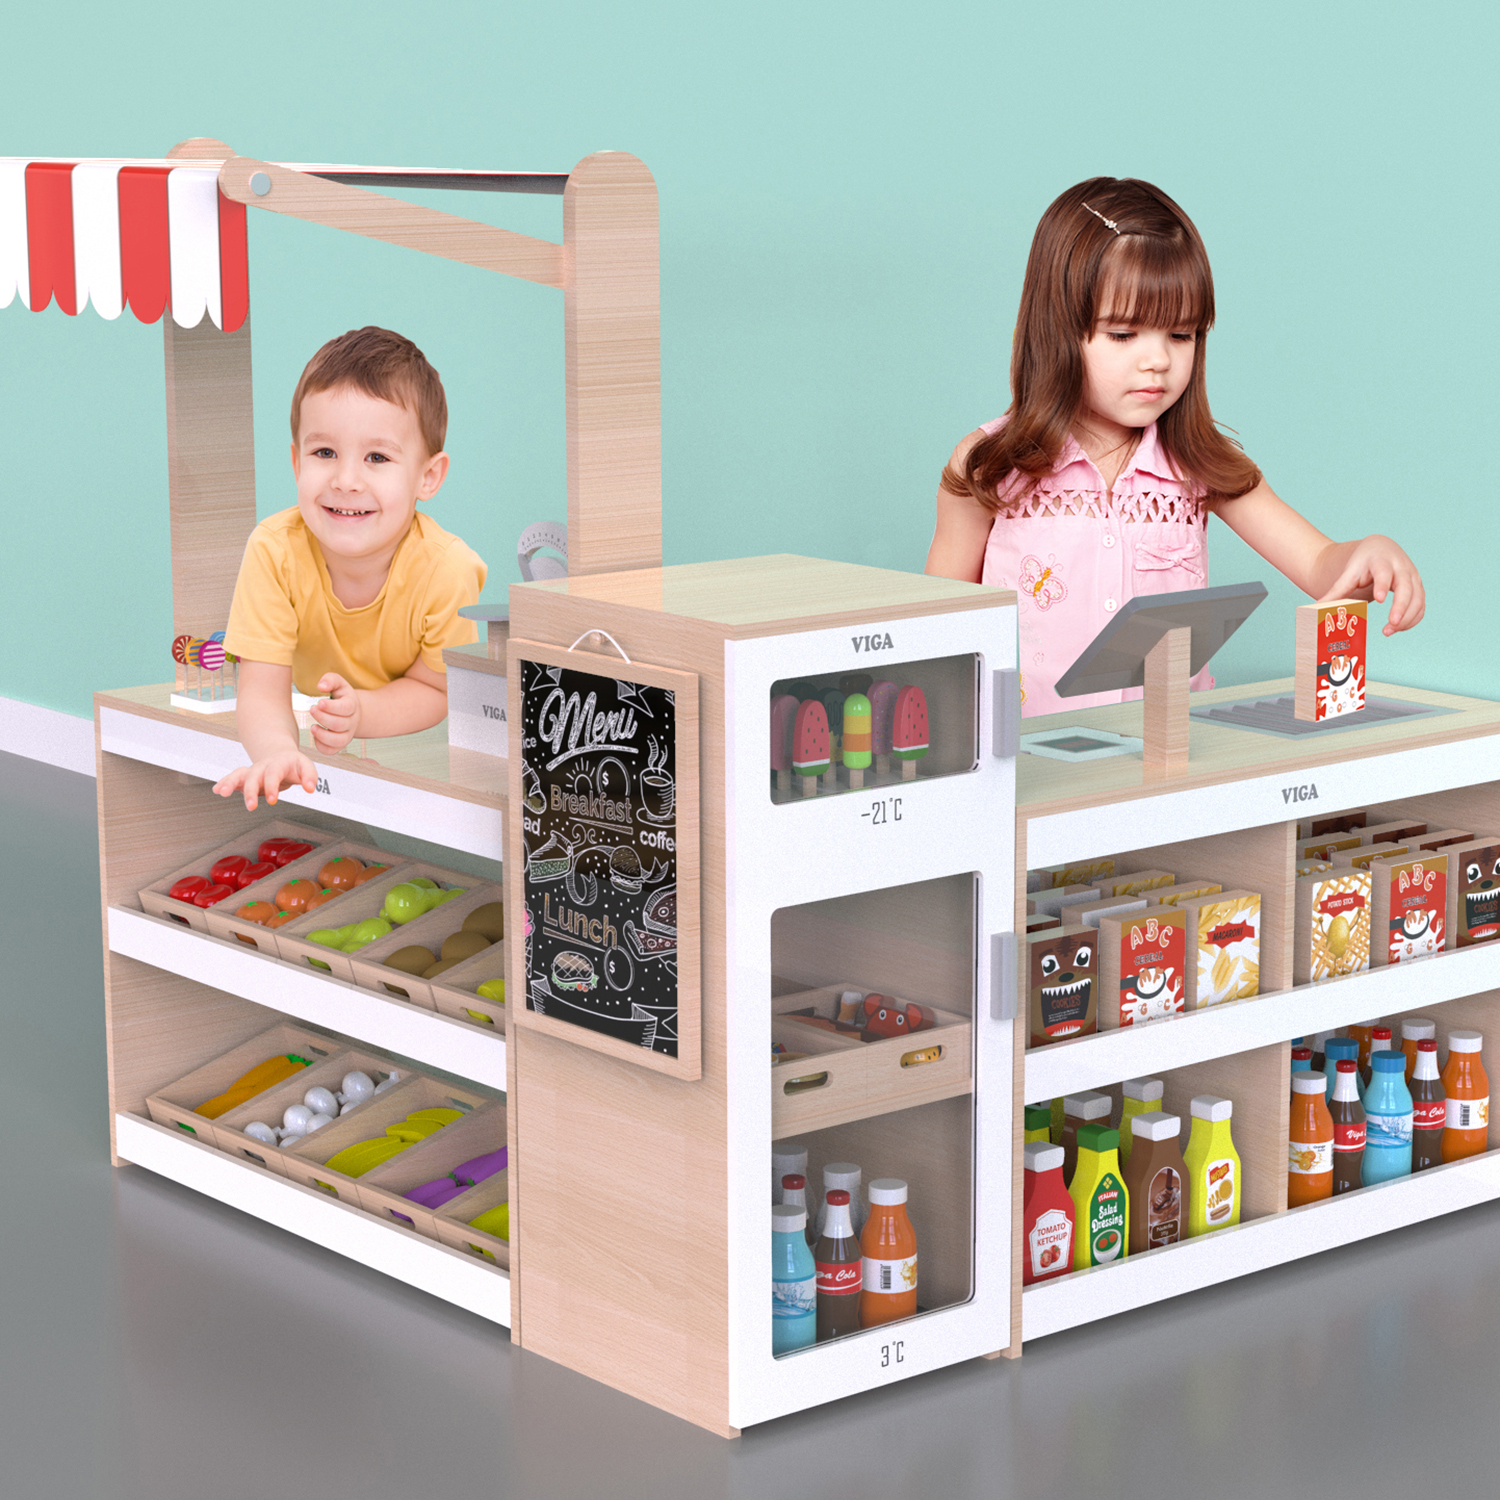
[318,856,365,890]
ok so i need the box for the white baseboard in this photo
[0,695,94,777]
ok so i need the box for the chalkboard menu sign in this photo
[509,639,700,1080]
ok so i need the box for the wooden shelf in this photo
[116,1113,510,1326]
[108,906,507,1090]
[1025,943,1500,1101]
[1023,1148,1500,1341]
[97,688,505,860]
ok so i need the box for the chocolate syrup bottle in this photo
[1410,1038,1446,1172]
[1330,1059,1366,1195]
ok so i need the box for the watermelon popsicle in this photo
[792,700,831,798]
[868,680,898,775]
[842,692,872,788]
[770,693,800,793]
[892,685,929,781]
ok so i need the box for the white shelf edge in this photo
[1025,943,1500,1101]
[98,704,504,859]
[108,905,507,1090]
[1023,1149,1500,1341]
[1025,730,1500,868]
[116,1113,510,1327]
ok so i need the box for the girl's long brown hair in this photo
[943,177,1261,511]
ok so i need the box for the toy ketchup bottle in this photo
[1330,1060,1366,1194]
[1288,1072,1335,1206]
[1410,1039,1446,1172]
[1023,1141,1074,1284]
[859,1179,918,1327]
[1441,1029,1490,1161]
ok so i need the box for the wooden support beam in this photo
[218,157,565,289]
[564,152,662,575]
[1142,626,1192,777]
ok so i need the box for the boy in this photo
[215,327,486,809]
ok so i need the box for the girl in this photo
[926,177,1424,716]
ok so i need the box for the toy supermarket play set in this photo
[7,141,1500,1437]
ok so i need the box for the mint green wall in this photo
[3,2,1494,718]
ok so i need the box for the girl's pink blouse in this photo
[979,419,1212,718]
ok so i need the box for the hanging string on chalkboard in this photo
[567,628,632,663]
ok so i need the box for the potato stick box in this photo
[1295,869,1372,983]
[1442,837,1500,948]
[1177,890,1261,1009]
[1099,907,1189,1030]
[1369,850,1447,965]
[1034,858,1117,890]
[1096,869,1176,900]
[1146,878,1225,908]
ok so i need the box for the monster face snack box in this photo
[1443,837,1500,947]
[1026,925,1097,1047]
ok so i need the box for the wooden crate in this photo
[771,985,972,1134]
[144,1022,337,1143]
[201,839,403,954]
[347,882,505,1009]
[428,940,510,1032]
[434,1170,511,1271]
[281,1075,493,1203]
[137,817,331,933]
[211,1049,405,1175]
[355,1100,507,1238]
[272,860,478,981]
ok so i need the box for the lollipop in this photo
[200,640,225,672]
[184,637,205,666]
[171,634,190,665]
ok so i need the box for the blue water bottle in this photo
[772,1202,816,1354]
[1324,1038,1362,1104]
[1363,1052,1413,1184]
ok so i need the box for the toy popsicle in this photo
[842,693,873,788]
[770,693,800,793]
[792,700,831,798]
[868,680,898,775]
[892,685,928,781]
[820,691,845,790]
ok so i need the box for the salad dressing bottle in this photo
[1069,1123,1129,1270]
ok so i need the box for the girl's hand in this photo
[310,673,362,753]
[1320,535,1425,635]
[213,749,318,810]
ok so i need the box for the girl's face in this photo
[1079,319,1196,436]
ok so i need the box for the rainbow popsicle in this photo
[842,693,872,787]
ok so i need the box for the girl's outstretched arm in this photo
[925,429,995,584]
[1212,480,1425,635]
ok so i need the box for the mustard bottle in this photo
[1183,1094,1241,1236]
[1118,1076,1164,1165]
[1069,1123,1129,1270]
[1025,1103,1052,1144]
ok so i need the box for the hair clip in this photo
[1083,203,1121,235]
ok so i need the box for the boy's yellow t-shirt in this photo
[223,509,487,696]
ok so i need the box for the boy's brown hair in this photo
[291,326,448,457]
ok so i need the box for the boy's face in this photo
[291,385,448,567]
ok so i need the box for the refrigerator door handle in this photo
[992,668,1021,759]
[990,931,1017,1021]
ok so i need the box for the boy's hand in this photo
[310,673,362,753]
[1320,535,1425,635]
[213,748,318,810]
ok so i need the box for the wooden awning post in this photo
[1142,625,1192,776]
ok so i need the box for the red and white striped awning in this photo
[0,159,248,330]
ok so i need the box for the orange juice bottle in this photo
[1401,1018,1436,1085]
[859,1179,917,1327]
[1441,1030,1490,1162]
[1349,1021,1377,1073]
[1288,1072,1334,1206]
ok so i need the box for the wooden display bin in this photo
[281,1075,494,1203]
[212,1049,405,1175]
[355,1100,507,1238]
[273,861,477,980]
[347,882,505,1008]
[202,839,403,953]
[434,1171,511,1271]
[427,942,510,1031]
[771,986,972,1134]
[137,817,332,932]
[144,1022,337,1141]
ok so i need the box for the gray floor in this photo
[4,746,1493,1500]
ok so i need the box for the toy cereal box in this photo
[1295,599,1367,722]
[1445,838,1500,947]
[1369,851,1447,965]
[1294,869,1372,983]
[1026,925,1097,1047]
[1180,890,1261,1009]
[1099,908,1188,1029]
